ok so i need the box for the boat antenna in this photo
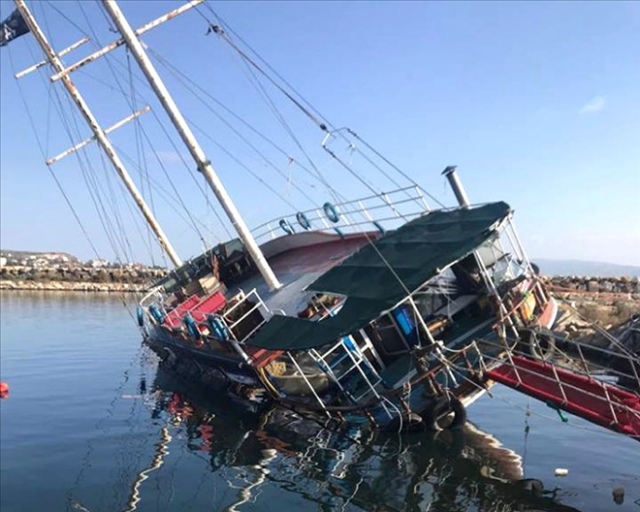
[102,0,282,290]
[14,0,183,268]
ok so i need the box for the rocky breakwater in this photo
[542,276,640,335]
[542,275,640,298]
[0,265,168,293]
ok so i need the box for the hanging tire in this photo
[385,412,423,432]
[421,394,467,431]
[158,347,177,368]
[520,326,556,361]
[445,396,467,430]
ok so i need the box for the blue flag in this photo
[0,9,30,47]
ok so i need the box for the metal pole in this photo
[442,165,471,208]
[102,0,282,291]
[15,0,182,268]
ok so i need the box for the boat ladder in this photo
[310,335,397,419]
[485,354,640,441]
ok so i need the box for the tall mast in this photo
[101,0,282,291]
[14,0,183,268]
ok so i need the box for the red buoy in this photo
[0,381,9,398]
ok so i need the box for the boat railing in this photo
[222,288,271,343]
[139,286,164,309]
[469,331,640,395]
[473,335,640,438]
[250,185,431,243]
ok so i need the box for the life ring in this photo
[207,314,230,341]
[279,219,294,235]
[136,306,145,327]
[149,304,165,324]
[323,202,340,223]
[421,394,467,431]
[520,326,556,361]
[184,314,201,340]
[296,212,311,230]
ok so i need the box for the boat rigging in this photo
[2,0,638,440]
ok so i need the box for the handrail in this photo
[251,195,503,245]
[250,185,430,243]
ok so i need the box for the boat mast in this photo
[102,0,282,291]
[14,0,183,268]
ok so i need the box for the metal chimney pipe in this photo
[442,166,470,208]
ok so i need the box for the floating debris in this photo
[612,486,624,505]
[0,381,9,399]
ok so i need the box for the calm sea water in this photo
[0,291,638,512]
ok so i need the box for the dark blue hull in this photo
[145,325,260,386]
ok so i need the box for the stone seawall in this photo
[1,265,639,297]
[542,276,640,301]
[0,265,167,293]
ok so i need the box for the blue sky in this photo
[1,1,639,266]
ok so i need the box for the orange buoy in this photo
[0,381,9,398]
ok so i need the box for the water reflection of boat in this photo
[149,364,581,512]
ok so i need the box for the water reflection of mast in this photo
[123,426,172,512]
[224,449,278,512]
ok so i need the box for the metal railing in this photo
[250,185,430,244]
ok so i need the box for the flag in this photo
[0,9,30,47]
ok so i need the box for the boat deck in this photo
[230,233,375,317]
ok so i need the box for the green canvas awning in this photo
[245,202,511,351]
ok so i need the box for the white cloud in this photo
[156,150,185,163]
[579,96,606,114]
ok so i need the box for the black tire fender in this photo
[421,394,467,431]
[520,326,556,361]
[159,347,177,367]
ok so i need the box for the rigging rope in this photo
[221,26,342,205]
[126,49,157,266]
[203,21,327,133]
[149,49,320,209]
[6,44,103,263]
[198,4,439,206]
[201,4,330,131]
[85,0,223,248]
[147,48,321,196]
[30,5,132,265]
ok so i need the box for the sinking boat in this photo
[139,174,559,431]
[1,1,573,432]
